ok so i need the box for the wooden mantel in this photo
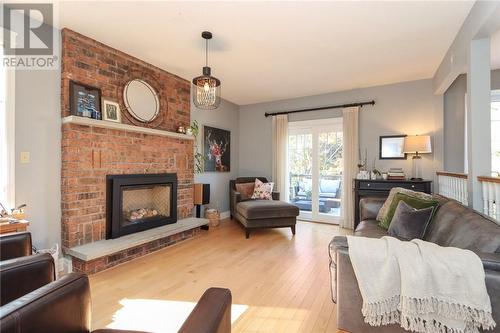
[62,116,194,141]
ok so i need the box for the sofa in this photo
[229,177,299,238]
[0,233,232,333]
[330,195,500,333]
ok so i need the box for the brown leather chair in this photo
[0,256,232,333]
[0,231,33,261]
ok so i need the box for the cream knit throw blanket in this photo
[347,236,496,333]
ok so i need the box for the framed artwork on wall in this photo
[69,81,101,120]
[379,135,407,160]
[203,125,230,172]
[102,99,121,123]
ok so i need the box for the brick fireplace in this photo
[60,29,201,273]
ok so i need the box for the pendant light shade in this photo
[192,31,221,110]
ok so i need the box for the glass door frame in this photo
[288,118,343,224]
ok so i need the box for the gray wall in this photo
[192,99,239,214]
[15,69,61,250]
[239,79,444,183]
[443,69,500,172]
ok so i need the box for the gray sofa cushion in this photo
[424,200,500,254]
[236,200,299,219]
[388,201,435,241]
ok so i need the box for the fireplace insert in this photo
[106,173,177,239]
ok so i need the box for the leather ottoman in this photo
[234,200,299,238]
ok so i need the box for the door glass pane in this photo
[288,133,313,212]
[318,131,343,217]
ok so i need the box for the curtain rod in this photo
[264,100,375,117]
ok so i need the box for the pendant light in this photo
[192,31,221,110]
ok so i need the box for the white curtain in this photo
[0,41,16,209]
[272,115,288,201]
[341,106,359,229]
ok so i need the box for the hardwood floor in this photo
[89,219,351,332]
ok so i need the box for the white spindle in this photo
[436,172,468,206]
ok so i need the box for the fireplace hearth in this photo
[106,173,177,239]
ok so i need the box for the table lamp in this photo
[403,135,432,180]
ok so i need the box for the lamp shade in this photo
[403,135,432,154]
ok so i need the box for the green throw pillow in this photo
[378,192,439,230]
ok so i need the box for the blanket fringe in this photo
[362,296,496,333]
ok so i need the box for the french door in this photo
[288,118,343,224]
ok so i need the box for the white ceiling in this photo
[57,1,474,105]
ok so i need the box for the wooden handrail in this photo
[436,171,468,179]
[478,176,500,184]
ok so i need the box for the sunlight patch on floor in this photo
[106,298,248,332]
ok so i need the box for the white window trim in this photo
[1,28,16,209]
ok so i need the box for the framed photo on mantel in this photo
[379,135,407,160]
[69,81,102,120]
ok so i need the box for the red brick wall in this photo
[61,29,194,249]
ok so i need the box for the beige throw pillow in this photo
[235,182,256,200]
[376,187,434,222]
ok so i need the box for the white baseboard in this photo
[220,211,231,219]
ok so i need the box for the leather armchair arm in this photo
[359,197,386,221]
[0,231,32,261]
[477,252,500,272]
[0,273,92,333]
[178,287,232,333]
[272,192,280,200]
[0,253,55,306]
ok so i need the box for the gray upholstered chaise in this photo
[229,177,299,238]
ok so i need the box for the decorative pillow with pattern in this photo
[251,178,274,200]
[376,187,434,223]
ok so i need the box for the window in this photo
[492,91,500,174]
[0,38,16,209]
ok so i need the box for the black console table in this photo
[354,179,432,228]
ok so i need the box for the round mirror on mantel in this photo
[123,79,160,123]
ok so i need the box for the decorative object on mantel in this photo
[102,99,121,123]
[203,125,230,172]
[403,135,432,180]
[177,126,186,134]
[123,79,160,123]
[192,31,221,110]
[70,81,101,119]
[379,135,407,160]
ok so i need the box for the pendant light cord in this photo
[205,38,208,67]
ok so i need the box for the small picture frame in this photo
[70,81,101,120]
[102,99,121,123]
[379,135,407,160]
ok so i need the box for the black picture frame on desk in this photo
[379,135,407,160]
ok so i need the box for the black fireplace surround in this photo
[106,173,177,239]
